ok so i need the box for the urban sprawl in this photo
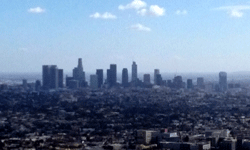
[0,58,249,150]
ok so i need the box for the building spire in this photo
[78,58,83,69]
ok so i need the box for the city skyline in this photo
[1,0,250,73]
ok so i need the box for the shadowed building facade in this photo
[132,61,137,82]
[122,68,129,87]
[43,65,62,90]
[107,64,117,87]
[96,69,103,88]
[219,72,227,92]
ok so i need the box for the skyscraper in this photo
[42,65,63,90]
[156,74,162,85]
[197,77,205,89]
[143,74,150,84]
[42,65,50,90]
[90,75,98,89]
[73,58,85,81]
[154,69,160,84]
[219,72,227,92]
[107,69,111,85]
[187,79,193,89]
[23,79,27,90]
[96,69,103,88]
[122,68,129,87]
[173,76,183,89]
[132,61,137,82]
[58,69,63,88]
[50,65,58,89]
[107,64,117,87]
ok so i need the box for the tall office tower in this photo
[35,80,41,91]
[58,69,64,88]
[154,69,160,84]
[219,72,227,92]
[42,65,51,89]
[187,79,193,89]
[109,64,117,87]
[90,75,98,89]
[143,74,150,84]
[66,76,74,87]
[132,61,137,82]
[122,68,129,87]
[96,69,103,88]
[73,58,85,81]
[23,79,27,90]
[50,65,58,89]
[197,77,205,89]
[156,74,162,85]
[107,69,111,85]
[173,76,183,89]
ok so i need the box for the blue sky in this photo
[1,0,250,73]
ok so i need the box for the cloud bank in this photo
[215,5,250,17]
[90,12,117,19]
[130,23,151,31]
[119,0,165,17]
[28,7,45,13]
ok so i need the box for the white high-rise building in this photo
[90,75,98,89]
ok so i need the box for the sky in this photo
[1,0,250,73]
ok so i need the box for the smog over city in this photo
[1,0,250,149]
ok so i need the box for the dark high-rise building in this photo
[107,69,111,85]
[197,77,205,89]
[122,68,129,87]
[156,74,162,85]
[58,69,63,88]
[42,65,50,89]
[143,74,150,84]
[173,76,183,89]
[42,65,62,90]
[90,74,98,89]
[66,76,74,87]
[50,65,58,89]
[73,58,85,81]
[23,79,27,90]
[154,69,160,84]
[219,72,227,92]
[107,64,117,87]
[96,69,103,88]
[35,80,41,91]
[70,58,87,88]
[132,61,137,82]
[187,79,193,89]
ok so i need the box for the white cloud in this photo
[149,5,165,16]
[176,10,187,15]
[118,0,147,10]
[214,5,250,18]
[28,7,45,13]
[130,23,151,31]
[137,8,147,16]
[90,12,117,19]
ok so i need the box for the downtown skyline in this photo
[1,0,250,73]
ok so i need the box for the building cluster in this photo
[37,58,237,94]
